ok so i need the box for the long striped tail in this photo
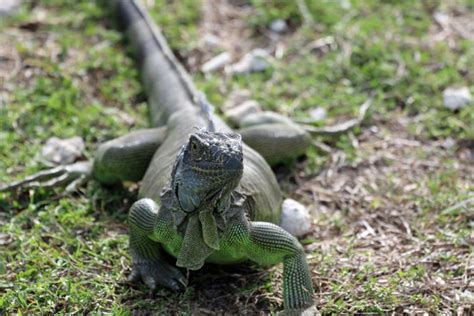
[111,0,200,127]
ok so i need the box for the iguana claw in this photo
[128,260,187,292]
[0,161,92,192]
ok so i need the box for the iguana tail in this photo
[111,0,199,127]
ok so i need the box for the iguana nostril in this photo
[226,155,243,170]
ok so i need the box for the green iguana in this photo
[2,0,317,313]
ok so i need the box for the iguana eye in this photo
[191,141,199,152]
[190,140,203,161]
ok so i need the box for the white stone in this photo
[201,33,221,48]
[224,89,251,110]
[443,87,472,110]
[280,199,312,237]
[338,0,352,9]
[42,136,85,165]
[227,49,270,74]
[201,52,231,73]
[441,137,456,149]
[224,100,261,125]
[0,0,20,15]
[301,305,320,316]
[308,107,327,121]
[433,12,450,28]
[270,19,288,34]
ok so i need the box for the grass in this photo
[1,0,473,314]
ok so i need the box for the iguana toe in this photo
[0,161,92,192]
[177,275,187,290]
[129,260,186,292]
[127,268,141,283]
[143,274,158,291]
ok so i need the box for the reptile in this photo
[2,0,316,313]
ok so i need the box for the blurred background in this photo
[0,0,472,314]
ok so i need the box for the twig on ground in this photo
[312,140,333,154]
[295,0,314,26]
[441,197,474,215]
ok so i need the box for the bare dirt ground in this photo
[299,116,473,313]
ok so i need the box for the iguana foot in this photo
[128,260,187,292]
[0,161,92,193]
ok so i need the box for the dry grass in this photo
[295,114,473,313]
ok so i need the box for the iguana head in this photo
[171,129,243,214]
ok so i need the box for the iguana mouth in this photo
[190,157,243,174]
[175,181,224,214]
[191,166,223,174]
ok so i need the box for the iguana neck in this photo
[158,183,234,270]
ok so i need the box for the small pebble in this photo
[339,0,352,9]
[42,136,85,165]
[270,19,288,34]
[227,49,270,74]
[0,0,20,15]
[201,33,221,48]
[443,87,472,110]
[225,100,261,125]
[201,52,231,73]
[441,137,456,149]
[309,107,327,121]
[224,89,251,110]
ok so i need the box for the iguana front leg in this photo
[128,198,187,291]
[226,218,315,312]
[246,222,314,311]
[93,127,167,184]
[0,127,167,192]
